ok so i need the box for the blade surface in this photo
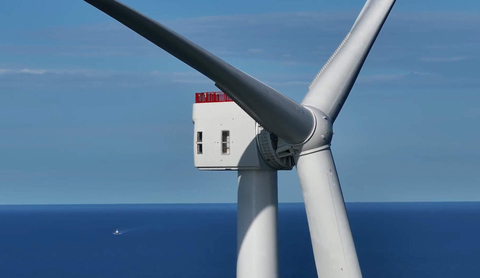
[303,0,396,122]
[295,148,361,278]
[84,0,314,145]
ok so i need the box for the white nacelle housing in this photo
[192,93,265,170]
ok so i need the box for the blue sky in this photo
[1,0,479,204]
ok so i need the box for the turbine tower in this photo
[83,0,396,277]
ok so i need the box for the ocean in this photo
[0,202,479,278]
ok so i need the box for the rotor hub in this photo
[256,106,333,168]
[297,106,333,156]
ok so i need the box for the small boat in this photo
[113,229,121,235]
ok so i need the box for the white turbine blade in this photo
[295,148,361,278]
[303,0,396,122]
[84,0,314,145]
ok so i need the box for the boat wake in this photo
[111,227,140,236]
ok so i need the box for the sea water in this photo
[0,202,479,278]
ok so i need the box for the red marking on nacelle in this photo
[195,92,233,103]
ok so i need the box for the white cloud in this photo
[0,68,47,75]
[358,74,406,83]
[20,69,47,75]
[420,56,468,62]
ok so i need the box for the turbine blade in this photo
[84,0,314,145]
[303,0,396,122]
[295,148,361,278]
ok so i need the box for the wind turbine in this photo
[83,0,396,277]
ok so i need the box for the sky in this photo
[1,0,479,204]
